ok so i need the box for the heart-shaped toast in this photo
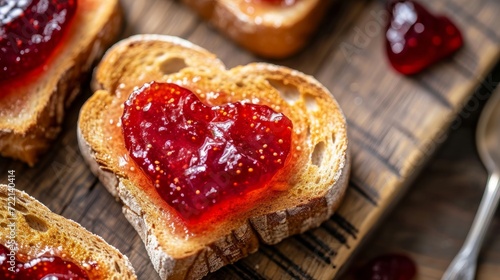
[385,0,463,75]
[78,35,349,280]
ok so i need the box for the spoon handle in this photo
[442,172,500,280]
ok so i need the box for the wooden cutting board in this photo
[1,0,500,279]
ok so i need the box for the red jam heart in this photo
[0,244,89,279]
[356,254,417,280]
[0,0,77,82]
[385,0,463,75]
[122,82,293,222]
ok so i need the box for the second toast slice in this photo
[183,0,333,58]
[0,0,122,165]
[0,185,136,279]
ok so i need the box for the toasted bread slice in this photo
[182,0,333,58]
[0,184,136,279]
[0,0,122,166]
[78,34,349,280]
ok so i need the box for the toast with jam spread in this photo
[78,34,349,280]
[0,184,136,279]
[0,0,122,166]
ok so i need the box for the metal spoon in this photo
[442,90,500,280]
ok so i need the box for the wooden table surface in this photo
[1,0,500,279]
[351,65,500,280]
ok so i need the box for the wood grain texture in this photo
[1,0,499,279]
[352,69,500,280]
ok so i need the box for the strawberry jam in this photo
[254,0,297,6]
[0,244,89,279]
[385,0,463,75]
[356,254,417,280]
[0,0,77,82]
[122,82,293,222]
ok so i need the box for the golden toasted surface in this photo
[78,34,349,280]
[0,0,122,166]
[0,185,136,280]
[182,0,332,58]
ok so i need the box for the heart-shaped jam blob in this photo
[355,254,417,280]
[122,82,293,222]
[0,244,89,279]
[0,0,77,82]
[385,0,463,75]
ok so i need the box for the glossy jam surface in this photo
[356,254,417,280]
[385,0,463,75]
[253,0,296,6]
[122,82,293,222]
[0,0,77,82]
[0,244,89,279]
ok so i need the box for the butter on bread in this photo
[78,34,349,280]
[0,184,136,279]
[0,0,122,166]
[182,0,333,58]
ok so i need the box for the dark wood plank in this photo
[352,69,500,279]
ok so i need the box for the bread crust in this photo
[182,0,333,58]
[0,185,137,279]
[78,34,349,280]
[0,0,123,166]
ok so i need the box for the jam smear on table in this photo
[356,254,417,280]
[0,244,89,279]
[385,0,463,75]
[0,0,77,82]
[122,82,293,222]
